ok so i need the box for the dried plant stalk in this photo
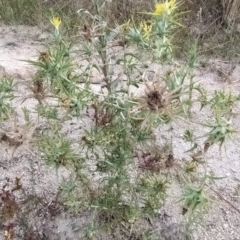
[0,114,36,159]
[222,0,240,23]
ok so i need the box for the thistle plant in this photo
[151,0,179,59]
[50,17,61,35]
[37,125,81,168]
[26,17,78,98]
[67,1,215,231]
[137,174,169,212]
[209,90,240,119]
[16,1,238,238]
[203,118,235,150]
[180,183,209,217]
[125,0,181,60]
[77,7,125,93]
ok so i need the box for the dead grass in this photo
[0,114,36,160]
[173,0,240,59]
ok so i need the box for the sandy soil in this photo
[0,24,240,240]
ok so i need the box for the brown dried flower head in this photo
[135,79,179,112]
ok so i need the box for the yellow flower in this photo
[50,17,61,30]
[120,20,131,33]
[154,3,167,15]
[153,0,176,15]
[140,21,152,39]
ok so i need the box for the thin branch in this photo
[208,184,240,215]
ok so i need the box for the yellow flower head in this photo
[50,17,61,30]
[140,21,152,40]
[153,0,176,16]
[120,20,131,33]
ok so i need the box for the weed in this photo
[21,79,52,104]
[36,106,59,123]
[0,0,239,239]
[0,114,35,159]
[25,20,78,97]
[203,118,235,149]
[37,126,80,168]
[0,0,42,25]
[24,2,235,238]
[180,183,209,218]
[209,89,239,118]
[0,77,14,121]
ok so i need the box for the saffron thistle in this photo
[153,0,176,15]
[140,21,152,39]
[50,17,62,30]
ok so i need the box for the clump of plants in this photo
[0,77,14,122]
[1,0,239,239]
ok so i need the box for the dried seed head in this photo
[38,52,49,62]
[146,89,164,111]
[140,81,168,112]
[21,79,51,104]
